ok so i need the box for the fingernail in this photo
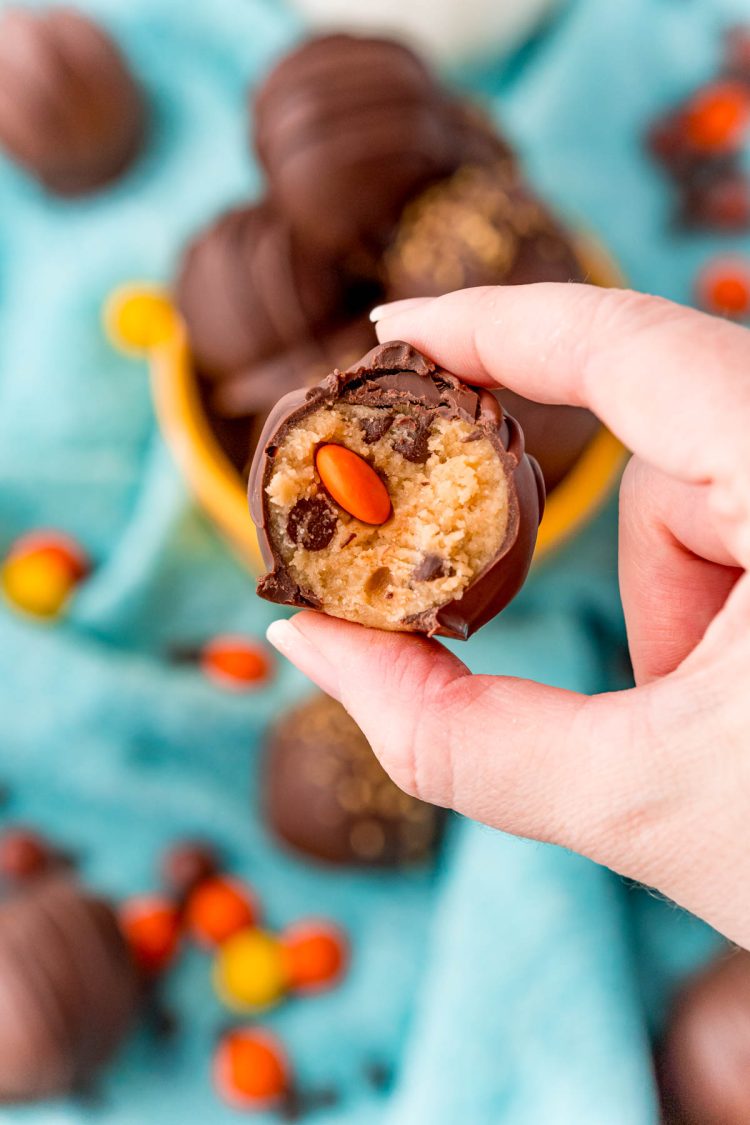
[266,618,341,701]
[369,297,433,323]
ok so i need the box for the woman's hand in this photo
[267,283,750,947]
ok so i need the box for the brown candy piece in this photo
[0,7,145,195]
[160,840,221,900]
[263,693,442,866]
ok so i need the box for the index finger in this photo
[373,284,750,505]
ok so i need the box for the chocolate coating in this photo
[208,313,377,420]
[176,202,355,383]
[0,7,145,196]
[249,341,544,640]
[264,693,442,866]
[253,34,461,267]
[659,949,750,1125]
[0,877,139,1102]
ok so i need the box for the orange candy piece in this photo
[684,81,750,151]
[315,444,391,525]
[1,531,88,618]
[200,635,273,690]
[120,895,181,975]
[697,258,750,319]
[281,919,349,994]
[185,876,259,948]
[213,1027,289,1110]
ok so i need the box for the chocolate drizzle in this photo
[249,342,544,640]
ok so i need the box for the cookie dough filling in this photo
[264,402,510,630]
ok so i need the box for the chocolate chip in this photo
[462,429,484,442]
[390,415,431,463]
[359,414,394,444]
[412,555,449,582]
[287,497,338,551]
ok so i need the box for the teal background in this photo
[0,0,745,1121]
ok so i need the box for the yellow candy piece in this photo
[1,551,76,619]
[104,285,178,355]
[213,929,289,1013]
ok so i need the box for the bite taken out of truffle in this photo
[0,6,145,196]
[249,341,544,641]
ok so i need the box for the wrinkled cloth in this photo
[0,0,740,1121]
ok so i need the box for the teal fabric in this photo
[0,0,742,1121]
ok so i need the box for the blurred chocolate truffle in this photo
[253,34,461,267]
[383,161,584,297]
[0,877,139,1102]
[175,203,364,384]
[0,7,145,196]
[210,313,377,420]
[659,949,750,1125]
[264,693,442,866]
[382,162,597,489]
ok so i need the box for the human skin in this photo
[266,283,750,948]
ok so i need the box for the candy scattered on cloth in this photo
[0,0,741,1121]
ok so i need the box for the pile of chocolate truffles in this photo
[176,33,595,490]
[0,7,145,196]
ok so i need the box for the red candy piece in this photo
[696,258,750,318]
[684,81,750,153]
[213,1027,289,1111]
[200,635,273,691]
[120,895,181,975]
[281,919,349,994]
[184,876,259,948]
[0,827,56,883]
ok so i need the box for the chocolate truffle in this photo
[382,162,598,489]
[264,693,441,865]
[0,877,139,1102]
[383,160,584,297]
[253,34,461,267]
[249,341,544,640]
[175,203,362,383]
[209,314,377,420]
[659,949,750,1125]
[0,7,145,196]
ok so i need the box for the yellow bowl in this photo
[105,241,628,574]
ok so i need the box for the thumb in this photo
[266,611,651,867]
